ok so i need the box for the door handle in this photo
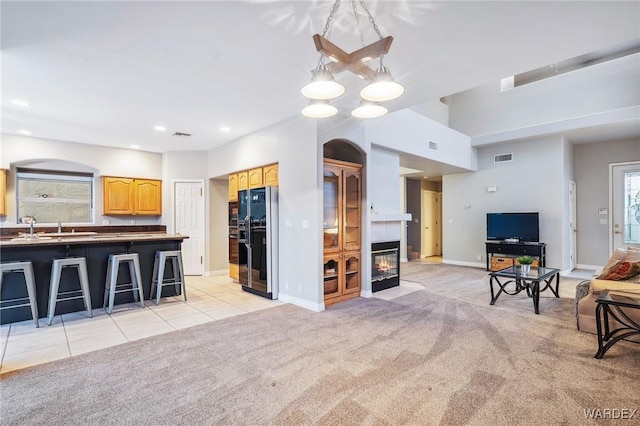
[614,231,622,234]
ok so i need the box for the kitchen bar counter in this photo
[0,232,188,324]
[1,232,185,248]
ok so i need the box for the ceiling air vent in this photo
[428,140,439,151]
[494,153,513,163]
[172,132,191,137]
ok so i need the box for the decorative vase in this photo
[521,264,531,275]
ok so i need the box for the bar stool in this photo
[103,253,144,315]
[47,257,92,326]
[150,250,186,305]
[0,260,39,327]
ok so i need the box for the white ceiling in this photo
[2,1,639,154]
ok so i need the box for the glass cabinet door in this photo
[343,252,360,294]
[323,256,341,299]
[343,169,361,251]
[323,167,340,252]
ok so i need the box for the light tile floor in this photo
[0,275,282,374]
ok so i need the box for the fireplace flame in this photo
[375,260,390,273]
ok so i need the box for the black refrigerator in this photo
[237,186,278,299]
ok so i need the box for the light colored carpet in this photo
[1,264,638,425]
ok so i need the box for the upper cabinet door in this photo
[342,167,361,251]
[228,173,239,201]
[134,179,162,215]
[103,177,135,215]
[248,167,263,189]
[237,171,249,191]
[323,165,342,253]
[263,164,278,187]
[0,169,6,216]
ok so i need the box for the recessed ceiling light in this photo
[219,127,231,133]
[130,144,141,149]
[18,129,32,135]
[12,99,30,107]
[154,125,167,132]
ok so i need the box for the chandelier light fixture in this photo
[300,0,404,119]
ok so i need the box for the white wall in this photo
[442,136,567,270]
[162,151,209,233]
[447,54,640,137]
[574,138,640,266]
[369,147,400,214]
[0,134,163,226]
[207,117,323,310]
[367,109,477,172]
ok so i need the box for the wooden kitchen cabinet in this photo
[134,179,162,215]
[248,167,263,188]
[0,169,6,216]
[228,173,238,201]
[263,164,278,187]
[237,171,248,191]
[103,176,161,216]
[323,158,362,306]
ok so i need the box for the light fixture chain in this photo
[358,0,383,40]
[352,1,365,47]
[322,0,342,38]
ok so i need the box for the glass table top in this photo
[490,265,559,280]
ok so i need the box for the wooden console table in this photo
[485,241,546,271]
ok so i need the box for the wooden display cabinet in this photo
[323,252,361,307]
[323,158,362,306]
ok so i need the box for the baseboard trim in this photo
[443,260,485,269]
[206,269,228,277]
[576,264,601,271]
[277,294,324,312]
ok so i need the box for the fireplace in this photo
[372,241,400,292]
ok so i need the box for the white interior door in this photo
[569,180,577,270]
[175,181,205,275]
[611,162,640,252]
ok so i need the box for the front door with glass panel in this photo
[612,162,640,251]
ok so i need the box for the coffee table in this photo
[594,291,640,359]
[489,266,560,314]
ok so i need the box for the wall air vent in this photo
[172,132,191,137]
[494,153,513,163]
[428,140,439,151]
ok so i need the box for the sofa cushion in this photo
[596,261,640,281]
[590,278,640,294]
[603,248,629,270]
[624,247,640,262]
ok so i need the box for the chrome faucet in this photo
[58,221,62,233]
[30,222,34,238]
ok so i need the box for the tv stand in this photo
[485,241,546,271]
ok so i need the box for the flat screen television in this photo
[486,212,539,242]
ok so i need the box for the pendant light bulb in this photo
[351,101,388,119]
[360,66,405,102]
[301,100,339,118]
[301,64,345,100]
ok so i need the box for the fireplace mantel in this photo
[370,213,412,222]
